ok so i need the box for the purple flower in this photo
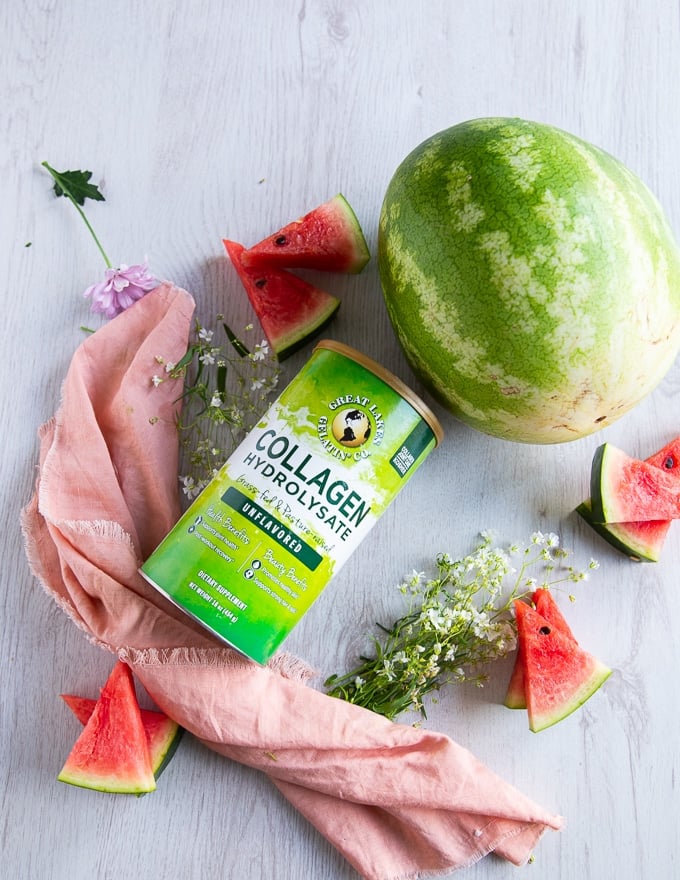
[83,261,159,318]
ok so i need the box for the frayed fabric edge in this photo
[374,819,561,880]
[20,501,125,656]
[268,651,318,683]
[55,517,138,552]
[119,645,317,685]
[20,510,113,654]
[38,415,57,442]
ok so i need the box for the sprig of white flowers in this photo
[325,531,598,721]
[152,316,279,499]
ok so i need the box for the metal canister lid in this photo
[313,339,444,447]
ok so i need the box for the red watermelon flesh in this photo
[514,600,611,733]
[577,435,680,562]
[224,239,340,361]
[61,693,182,779]
[504,589,576,710]
[590,443,680,524]
[58,662,156,794]
[240,194,370,273]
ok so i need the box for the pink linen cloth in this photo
[22,282,563,880]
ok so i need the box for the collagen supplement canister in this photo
[140,340,443,664]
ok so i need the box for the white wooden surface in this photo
[3,1,680,878]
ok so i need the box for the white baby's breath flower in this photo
[381,659,395,681]
[179,475,200,500]
[425,608,447,632]
[251,340,269,361]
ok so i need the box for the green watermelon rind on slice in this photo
[241,193,370,274]
[61,694,183,782]
[502,657,527,711]
[578,434,680,561]
[57,663,157,795]
[515,600,611,733]
[529,652,612,733]
[142,712,184,783]
[576,499,670,563]
[224,239,341,361]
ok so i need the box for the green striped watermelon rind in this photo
[378,117,680,444]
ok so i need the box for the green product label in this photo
[140,345,438,665]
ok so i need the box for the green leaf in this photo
[222,322,249,358]
[41,162,105,206]
[216,363,227,395]
[174,345,198,372]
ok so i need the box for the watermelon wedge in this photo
[224,239,340,361]
[576,499,670,563]
[577,435,680,561]
[58,662,156,794]
[514,599,611,733]
[61,694,183,781]
[240,194,370,273]
[504,589,576,710]
[590,442,680,523]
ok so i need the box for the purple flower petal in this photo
[83,261,159,318]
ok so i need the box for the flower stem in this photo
[41,161,112,267]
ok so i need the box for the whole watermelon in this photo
[378,118,680,443]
